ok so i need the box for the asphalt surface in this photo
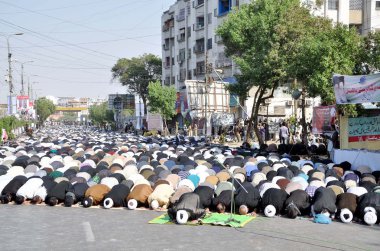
[0,204,378,251]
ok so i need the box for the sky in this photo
[0,0,174,103]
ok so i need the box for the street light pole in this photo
[5,33,24,115]
[15,60,33,96]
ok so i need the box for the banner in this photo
[211,112,234,126]
[348,116,380,142]
[332,73,380,104]
[312,106,337,134]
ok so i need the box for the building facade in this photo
[162,0,380,124]
[161,0,248,90]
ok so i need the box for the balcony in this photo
[215,59,232,68]
[193,45,205,54]
[193,0,204,8]
[193,23,204,31]
[177,33,185,42]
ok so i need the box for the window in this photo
[194,0,204,7]
[176,8,185,21]
[349,0,362,10]
[328,0,338,10]
[207,38,212,50]
[178,49,186,61]
[208,13,212,24]
[196,61,205,75]
[219,0,231,16]
[187,26,191,37]
[165,57,170,68]
[194,38,205,54]
[376,1,380,10]
[178,28,185,42]
[179,69,186,81]
[195,16,204,30]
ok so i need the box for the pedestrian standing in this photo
[279,122,289,144]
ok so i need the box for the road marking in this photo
[82,222,95,242]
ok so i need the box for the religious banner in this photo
[332,73,380,104]
[312,106,337,134]
[348,116,380,142]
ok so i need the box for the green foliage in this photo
[35,98,56,123]
[217,0,310,144]
[111,54,162,114]
[147,81,176,121]
[89,102,114,126]
[0,116,29,140]
[291,22,362,104]
[357,31,380,74]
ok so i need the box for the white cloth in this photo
[334,149,380,171]
[16,178,43,199]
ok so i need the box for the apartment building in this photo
[161,0,379,124]
[161,0,248,90]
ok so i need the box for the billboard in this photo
[312,106,337,134]
[333,73,380,104]
[108,94,135,110]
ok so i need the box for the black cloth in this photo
[168,193,205,221]
[109,173,126,183]
[104,184,130,207]
[312,187,337,214]
[1,175,28,196]
[212,190,232,211]
[46,181,73,202]
[285,190,311,215]
[193,186,214,209]
[42,177,57,194]
[234,182,260,211]
[261,188,288,214]
[70,183,89,202]
[357,192,380,218]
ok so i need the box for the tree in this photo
[218,0,364,144]
[35,98,56,124]
[217,0,308,145]
[287,15,362,142]
[89,102,114,128]
[147,81,176,134]
[111,54,162,116]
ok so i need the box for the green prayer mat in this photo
[149,213,255,228]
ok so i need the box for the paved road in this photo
[0,204,378,251]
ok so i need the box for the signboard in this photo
[348,116,380,142]
[269,123,280,134]
[333,73,380,104]
[211,112,234,126]
[312,106,337,134]
[108,94,135,110]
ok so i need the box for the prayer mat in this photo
[149,213,255,228]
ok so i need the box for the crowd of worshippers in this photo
[0,126,379,226]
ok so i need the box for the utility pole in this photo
[204,0,209,137]
[4,33,23,114]
[15,60,33,96]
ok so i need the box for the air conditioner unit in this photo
[264,99,271,104]
[286,100,293,106]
